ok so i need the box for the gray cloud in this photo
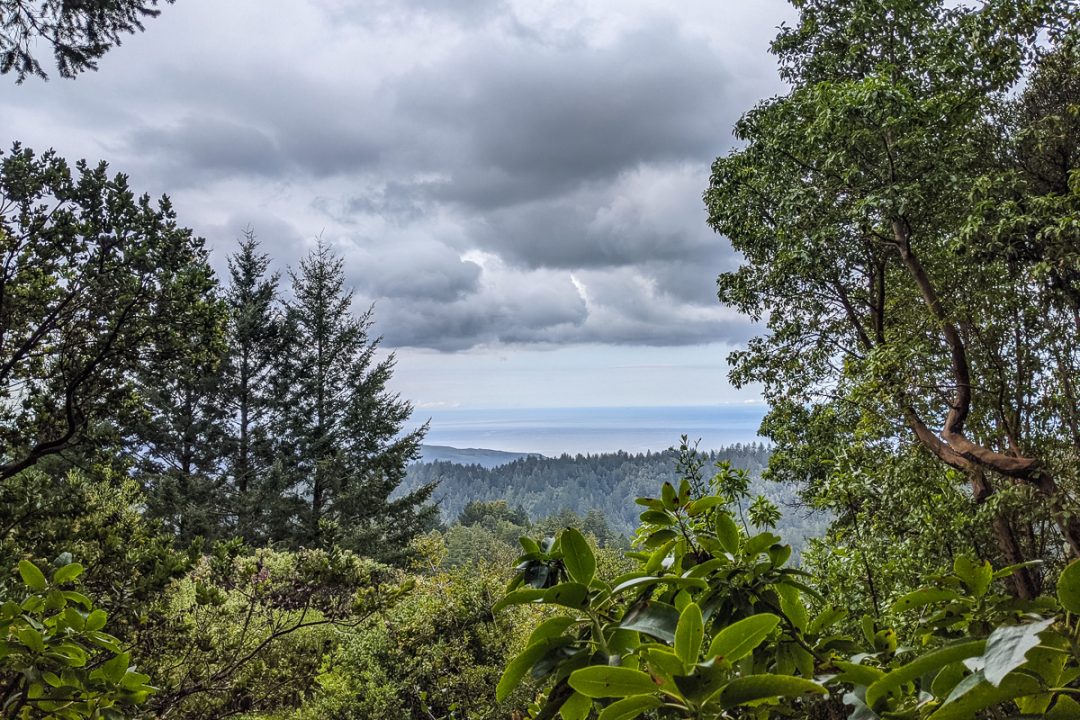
[0,0,790,353]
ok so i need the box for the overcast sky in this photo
[2,0,794,409]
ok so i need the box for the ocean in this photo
[405,405,767,457]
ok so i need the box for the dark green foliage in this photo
[273,240,434,559]
[219,229,285,544]
[0,144,219,483]
[1,0,174,82]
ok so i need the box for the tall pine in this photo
[276,240,434,561]
[219,229,286,543]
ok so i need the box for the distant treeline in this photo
[400,443,829,552]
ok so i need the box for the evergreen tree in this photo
[219,229,284,543]
[276,239,434,561]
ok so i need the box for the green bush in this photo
[0,559,155,719]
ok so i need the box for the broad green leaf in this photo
[497,637,572,701]
[890,588,961,614]
[101,652,131,684]
[519,537,541,555]
[673,662,728,704]
[560,529,596,586]
[661,482,678,511]
[1058,560,1080,614]
[559,691,592,720]
[17,626,45,653]
[687,496,725,516]
[929,670,1041,720]
[675,602,703,669]
[569,666,658,698]
[717,674,826,709]
[528,616,579,647]
[611,576,707,595]
[85,609,107,632]
[980,618,1055,686]
[639,510,674,526]
[954,556,992,598]
[865,639,986,708]
[19,560,48,592]
[597,695,662,720]
[51,563,84,585]
[1047,695,1080,719]
[714,512,740,554]
[544,582,590,610]
[776,583,808,632]
[708,614,780,662]
[832,660,885,687]
[620,601,680,643]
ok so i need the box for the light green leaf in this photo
[714,512,740,554]
[717,674,826,709]
[776,583,808,632]
[528,616,579,647]
[890,588,961,614]
[597,695,662,720]
[19,560,48,592]
[611,576,707,595]
[707,614,780,662]
[865,639,986,708]
[492,588,546,612]
[675,602,704,669]
[544,582,590,610]
[1058,560,1080,614]
[569,666,659,698]
[51,563,84,585]
[559,691,592,720]
[560,528,596,586]
[954,556,992,598]
[497,637,572,701]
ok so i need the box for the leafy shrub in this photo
[0,559,155,719]
[288,564,538,720]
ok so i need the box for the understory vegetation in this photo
[2,0,1080,718]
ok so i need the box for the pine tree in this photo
[276,239,434,561]
[219,229,285,543]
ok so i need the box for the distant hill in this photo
[418,445,543,469]
[400,444,829,556]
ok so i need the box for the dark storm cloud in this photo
[0,0,789,352]
[393,23,736,209]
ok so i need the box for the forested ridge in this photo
[2,0,1080,719]
[404,444,827,553]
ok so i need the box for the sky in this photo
[1,0,795,410]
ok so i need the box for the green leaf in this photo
[497,637,572,701]
[832,660,885,687]
[101,652,131,684]
[544,582,590,610]
[620,601,680,643]
[890,587,961,614]
[84,609,107,632]
[717,674,826,709]
[519,537,541,555]
[865,639,986,708]
[17,626,45,653]
[569,666,659,698]
[19,560,48,592]
[1058,560,1080,614]
[954,555,993,598]
[639,510,674,526]
[611,576,707,595]
[559,691,592,720]
[776,583,808,633]
[687,496,725,516]
[528,616,579,647]
[929,670,1041,720]
[51,563,84,585]
[980,618,1055,686]
[597,695,662,720]
[560,529,596,586]
[673,662,728,704]
[661,482,678,511]
[707,614,780,662]
[675,602,704,669]
[714,512,740,554]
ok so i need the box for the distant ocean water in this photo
[405,405,767,457]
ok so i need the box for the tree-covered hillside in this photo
[401,442,830,553]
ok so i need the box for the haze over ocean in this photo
[408,405,767,457]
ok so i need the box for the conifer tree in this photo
[276,240,434,561]
[219,229,285,543]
